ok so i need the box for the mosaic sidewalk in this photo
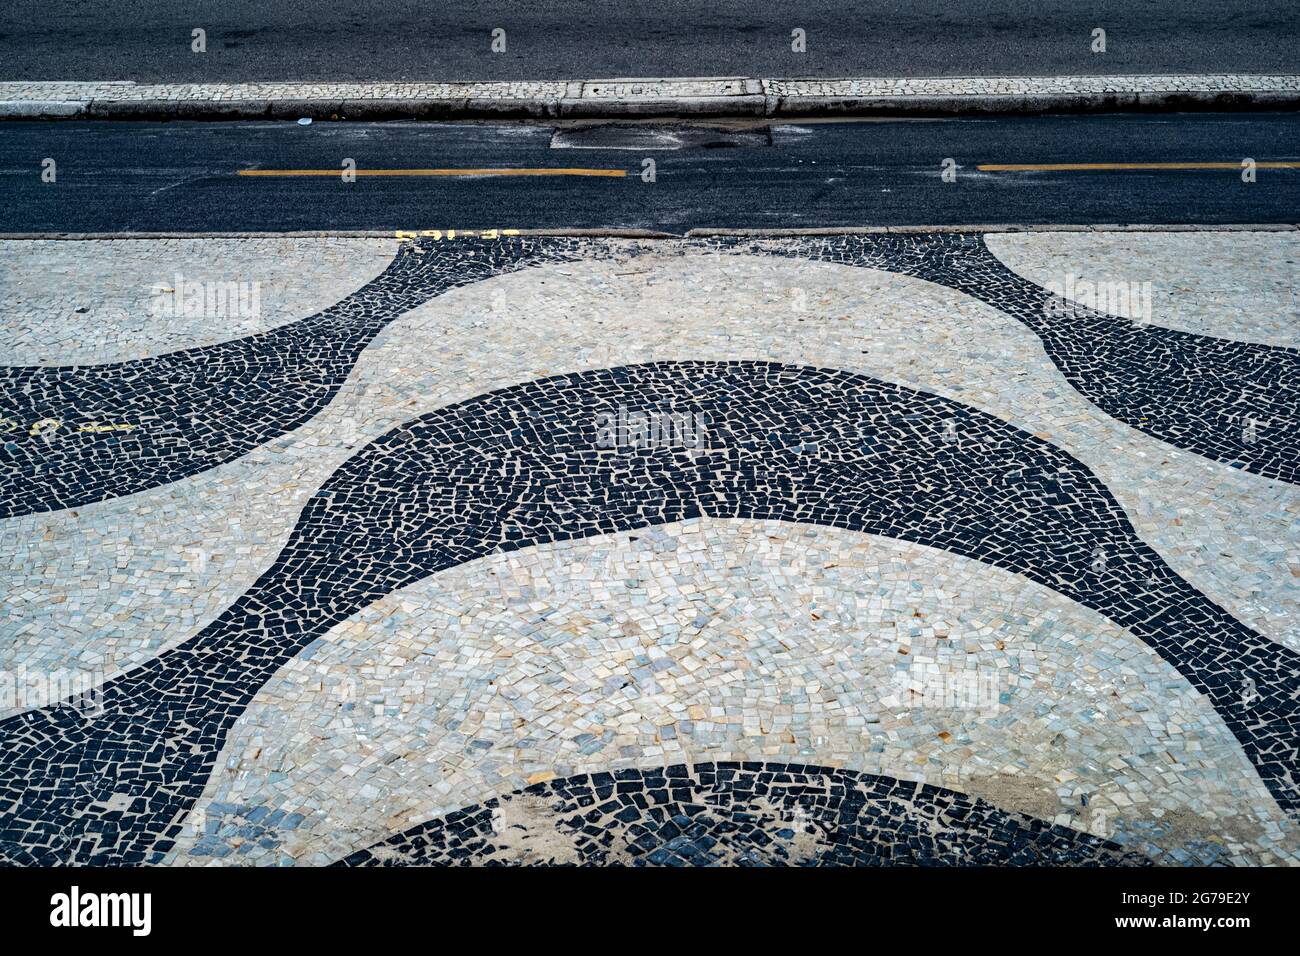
[1,233,1297,866]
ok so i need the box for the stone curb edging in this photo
[2,75,1298,120]
[1,224,1297,240]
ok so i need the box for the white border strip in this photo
[1,225,1296,241]
[2,74,1297,119]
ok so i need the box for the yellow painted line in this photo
[238,167,626,178]
[978,161,1300,171]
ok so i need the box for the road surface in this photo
[1,1,1297,82]
[2,113,1297,233]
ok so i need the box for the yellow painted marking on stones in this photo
[977,161,1300,171]
[394,228,522,240]
[11,418,136,438]
[238,168,626,177]
[77,423,137,433]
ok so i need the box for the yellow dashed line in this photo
[238,168,626,177]
[978,161,1300,171]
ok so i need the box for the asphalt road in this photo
[2,114,1297,233]
[1,1,1297,82]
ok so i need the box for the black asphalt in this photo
[2,114,1297,233]
[1,1,1297,82]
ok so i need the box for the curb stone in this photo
[2,75,1298,120]
[1,225,1296,240]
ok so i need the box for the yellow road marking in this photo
[978,161,1300,171]
[238,167,626,177]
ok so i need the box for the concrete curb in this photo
[2,75,1298,120]
[2,225,1296,240]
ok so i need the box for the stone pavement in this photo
[0,231,1297,866]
